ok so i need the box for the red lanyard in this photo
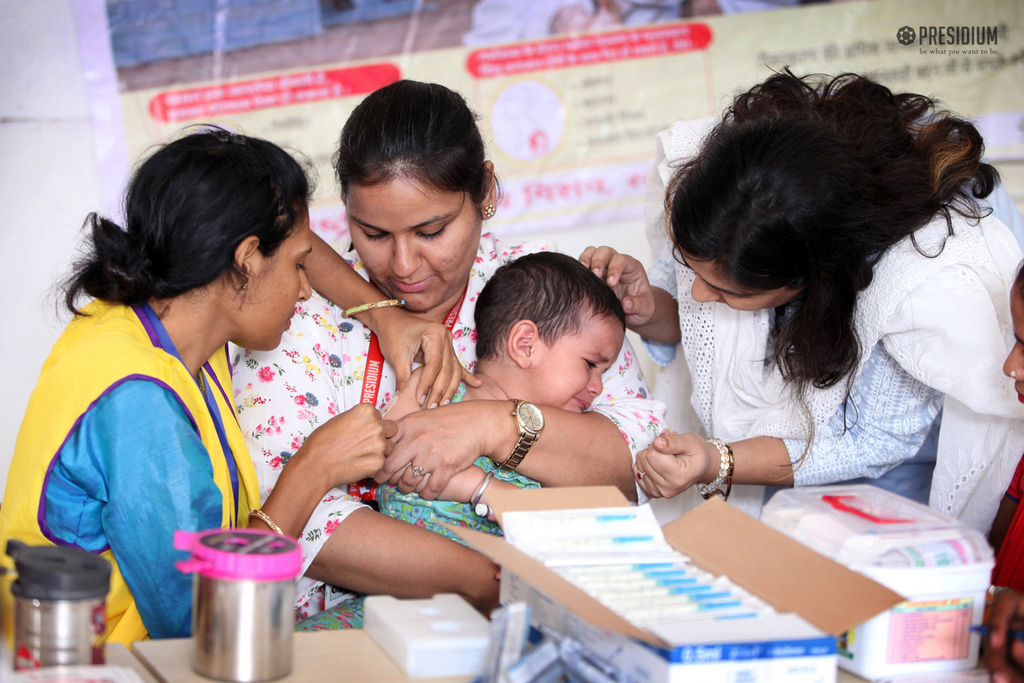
[359,285,467,406]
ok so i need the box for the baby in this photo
[378,251,627,541]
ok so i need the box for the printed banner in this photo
[91,0,1022,246]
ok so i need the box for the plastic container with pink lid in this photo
[175,527,302,682]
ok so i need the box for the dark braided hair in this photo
[63,127,313,314]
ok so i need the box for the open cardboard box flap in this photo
[459,486,904,644]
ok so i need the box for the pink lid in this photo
[174,528,301,582]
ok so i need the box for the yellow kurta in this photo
[0,301,259,643]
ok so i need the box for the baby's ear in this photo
[507,320,539,369]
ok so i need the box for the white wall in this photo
[0,0,100,496]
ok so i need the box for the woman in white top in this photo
[583,71,1024,531]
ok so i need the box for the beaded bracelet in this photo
[697,437,735,501]
[248,509,284,536]
[343,299,406,317]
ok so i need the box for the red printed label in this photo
[467,24,711,78]
[886,598,973,664]
[149,63,401,123]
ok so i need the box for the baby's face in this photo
[527,314,625,413]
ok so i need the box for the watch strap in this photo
[501,399,538,470]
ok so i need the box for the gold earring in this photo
[482,204,496,220]
[241,281,249,291]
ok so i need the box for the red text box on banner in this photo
[148,63,401,123]
[466,24,712,79]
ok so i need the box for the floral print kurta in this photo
[231,233,666,617]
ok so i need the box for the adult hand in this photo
[363,308,480,408]
[375,401,496,500]
[301,403,397,489]
[986,589,1024,683]
[579,246,657,328]
[633,430,717,499]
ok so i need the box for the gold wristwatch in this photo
[502,399,544,470]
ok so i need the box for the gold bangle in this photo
[343,299,406,317]
[248,509,284,536]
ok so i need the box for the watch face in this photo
[517,402,544,433]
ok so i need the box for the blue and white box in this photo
[457,488,903,683]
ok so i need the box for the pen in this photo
[969,624,1024,641]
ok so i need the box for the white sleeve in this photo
[642,241,681,366]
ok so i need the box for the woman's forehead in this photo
[349,177,464,207]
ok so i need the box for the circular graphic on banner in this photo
[491,80,566,162]
[896,26,916,46]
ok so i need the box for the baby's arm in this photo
[382,367,430,421]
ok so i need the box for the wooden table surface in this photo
[121,631,986,683]
[131,631,471,683]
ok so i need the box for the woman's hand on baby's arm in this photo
[633,431,718,499]
[366,309,480,408]
[259,403,397,538]
[300,403,397,488]
[376,401,511,500]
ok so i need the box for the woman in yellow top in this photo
[0,128,467,643]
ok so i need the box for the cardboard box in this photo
[454,487,904,683]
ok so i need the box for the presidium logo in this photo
[897,26,916,45]
[897,24,1000,48]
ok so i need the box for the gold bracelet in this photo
[247,509,284,536]
[343,299,406,317]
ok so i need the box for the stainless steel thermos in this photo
[6,540,111,669]
[175,528,302,683]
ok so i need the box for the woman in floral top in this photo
[232,80,666,620]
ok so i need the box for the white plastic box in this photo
[363,593,490,678]
[761,485,993,680]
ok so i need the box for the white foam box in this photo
[453,487,904,683]
[363,593,490,678]
[761,485,995,680]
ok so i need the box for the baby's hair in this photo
[475,252,625,361]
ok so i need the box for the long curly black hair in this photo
[669,71,997,394]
